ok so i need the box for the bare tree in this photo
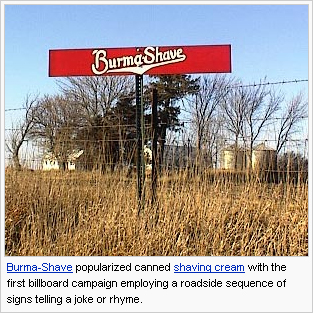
[28,77,135,171]
[58,76,134,124]
[273,92,308,181]
[275,92,307,155]
[219,78,282,170]
[56,76,135,170]
[243,82,282,169]
[199,115,225,168]
[6,94,38,170]
[30,94,82,169]
[220,83,250,169]
[31,95,82,152]
[187,74,233,167]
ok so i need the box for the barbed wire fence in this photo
[4,121,308,172]
[4,78,309,113]
[4,78,308,182]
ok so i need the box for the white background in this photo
[1,257,312,312]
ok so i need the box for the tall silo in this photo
[252,142,276,172]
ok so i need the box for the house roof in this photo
[43,152,57,160]
[253,143,275,151]
[43,150,84,161]
[68,150,84,161]
[222,142,276,152]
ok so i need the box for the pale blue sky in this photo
[3,3,310,127]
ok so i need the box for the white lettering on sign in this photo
[91,46,187,75]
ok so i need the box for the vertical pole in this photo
[140,75,145,204]
[135,74,144,212]
[151,88,158,206]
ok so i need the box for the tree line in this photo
[6,74,307,174]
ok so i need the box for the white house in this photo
[42,150,84,171]
[42,152,59,171]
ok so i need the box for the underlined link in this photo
[174,271,246,274]
[7,272,73,274]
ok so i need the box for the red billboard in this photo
[49,44,231,77]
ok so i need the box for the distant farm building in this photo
[42,150,84,171]
[251,143,276,171]
[221,145,247,170]
[221,143,276,171]
[163,144,196,169]
[42,153,59,171]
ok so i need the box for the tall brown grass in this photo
[5,169,308,256]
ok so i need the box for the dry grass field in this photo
[5,169,308,256]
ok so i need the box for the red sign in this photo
[49,45,231,77]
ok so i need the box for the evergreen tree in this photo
[145,75,199,167]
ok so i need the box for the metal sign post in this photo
[151,88,158,207]
[135,74,145,212]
